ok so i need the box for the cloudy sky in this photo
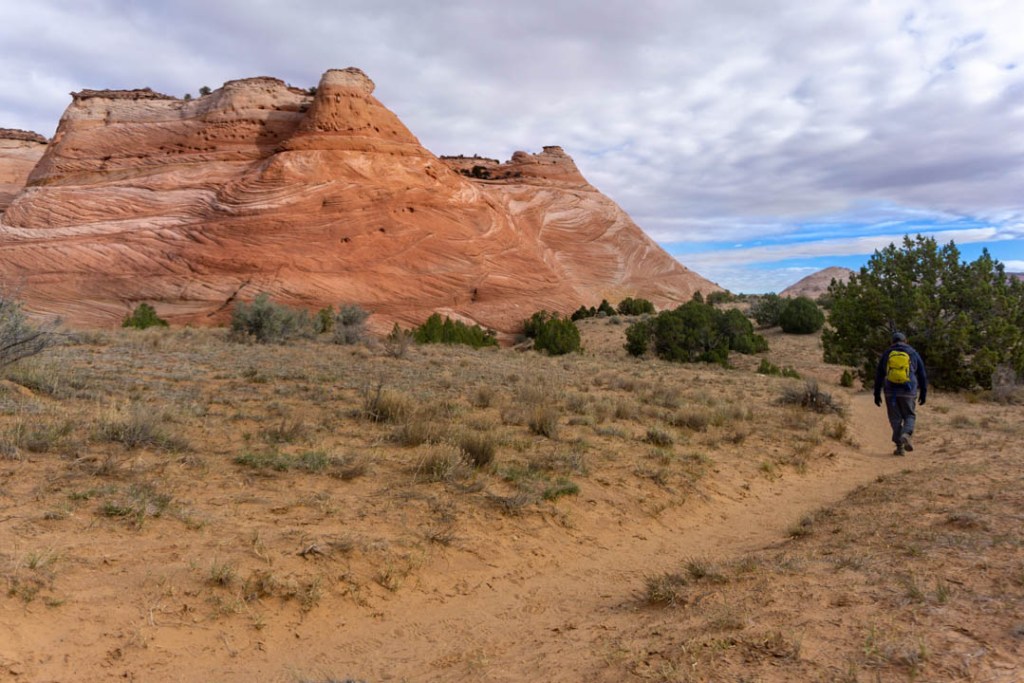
[3,0,1023,292]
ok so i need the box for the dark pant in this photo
[885,393,917,444]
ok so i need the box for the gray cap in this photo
[891,331,907,343]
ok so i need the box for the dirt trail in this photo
[234,392,921,682]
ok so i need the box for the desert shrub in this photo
[100,483,173,529]
[597,299,616,316]
[824,235,1024,389]
[644,572,689,606]
[457,432,497,468]
[412,313,497,348]
[0,291,62,371]
[644,428,674,447]
[571,305,598,321]
[778,296,825,334]
[332,304,369,345]
[624,319,653,357]
[234,449,351,475]
[757,358,800,379]
[840,369,856,387]
[469,385,496,408]
[522,311,581,355]
[382,323,412,358]
[96,408,190,452]
[360,383,413,423]
[705,291,735,305]
[122,303,168,330]
[314,306,335,334]
[749,293,785,328]
[230,293,314,344]
[542,478,579,500]
[416,445,469,483]
[528,405,561,438]
[668,409,710,432]
[617,297,655,316]
[391,412,447,447]
[780,380,844,415]
[624,300,766,363]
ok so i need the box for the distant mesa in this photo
[0,68,718,332]
[779,267,854,299]
[0,128,49,214]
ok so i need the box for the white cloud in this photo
[1,0,1023,278]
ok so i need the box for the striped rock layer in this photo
[0,68,718,332]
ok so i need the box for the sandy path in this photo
[226,392,919,682]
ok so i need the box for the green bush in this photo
[840,369,855,387]
[571,305,596,321]
[230,293,314,344]
[778,297,825,334]
[122,303,168,330]
[413,313,497,348]
[624,319,653,357]
[705,291,735,305]
[625,300,766,364]
[757,358,800,379]
[332,304,369,345]
[314,306,335,334]
[523,311,581,355]
[823,235,1024,390]
[749,293,785,328]
[616,297,655,316]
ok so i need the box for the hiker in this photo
[873,331,927,456]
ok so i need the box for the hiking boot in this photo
[893,444,905,457]
[901,434,914,452]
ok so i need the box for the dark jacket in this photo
[874,342,927,400]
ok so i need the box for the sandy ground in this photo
[1,321,1021,682]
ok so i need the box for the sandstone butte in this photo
[0,68,719,334]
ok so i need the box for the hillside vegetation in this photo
[0,318,1021,682]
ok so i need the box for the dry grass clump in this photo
[667,408,710,431]
[233,449,366,479]
[455,431,498,469]
[527,405,560,438]
[780,380,844,415]
[644,557,732,606]
[415,444,471,483]
[469,384,497,408]
[98,482,174,529]
[95,405,191,452]
[257,416,308,444]
[360,383,413,423]
[390,411,448,447]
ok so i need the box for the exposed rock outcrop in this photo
[0,129,48,214]
[0,68,718,332]
[780,266,854,299]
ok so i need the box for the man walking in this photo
[874,332,928,456]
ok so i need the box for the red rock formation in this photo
[0,129,48,215]
[0,68,718,332]
[779,266,854,299]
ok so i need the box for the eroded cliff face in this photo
[0,68,718,331]
[0,129,48,215]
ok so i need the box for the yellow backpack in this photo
[886,350,911,384]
